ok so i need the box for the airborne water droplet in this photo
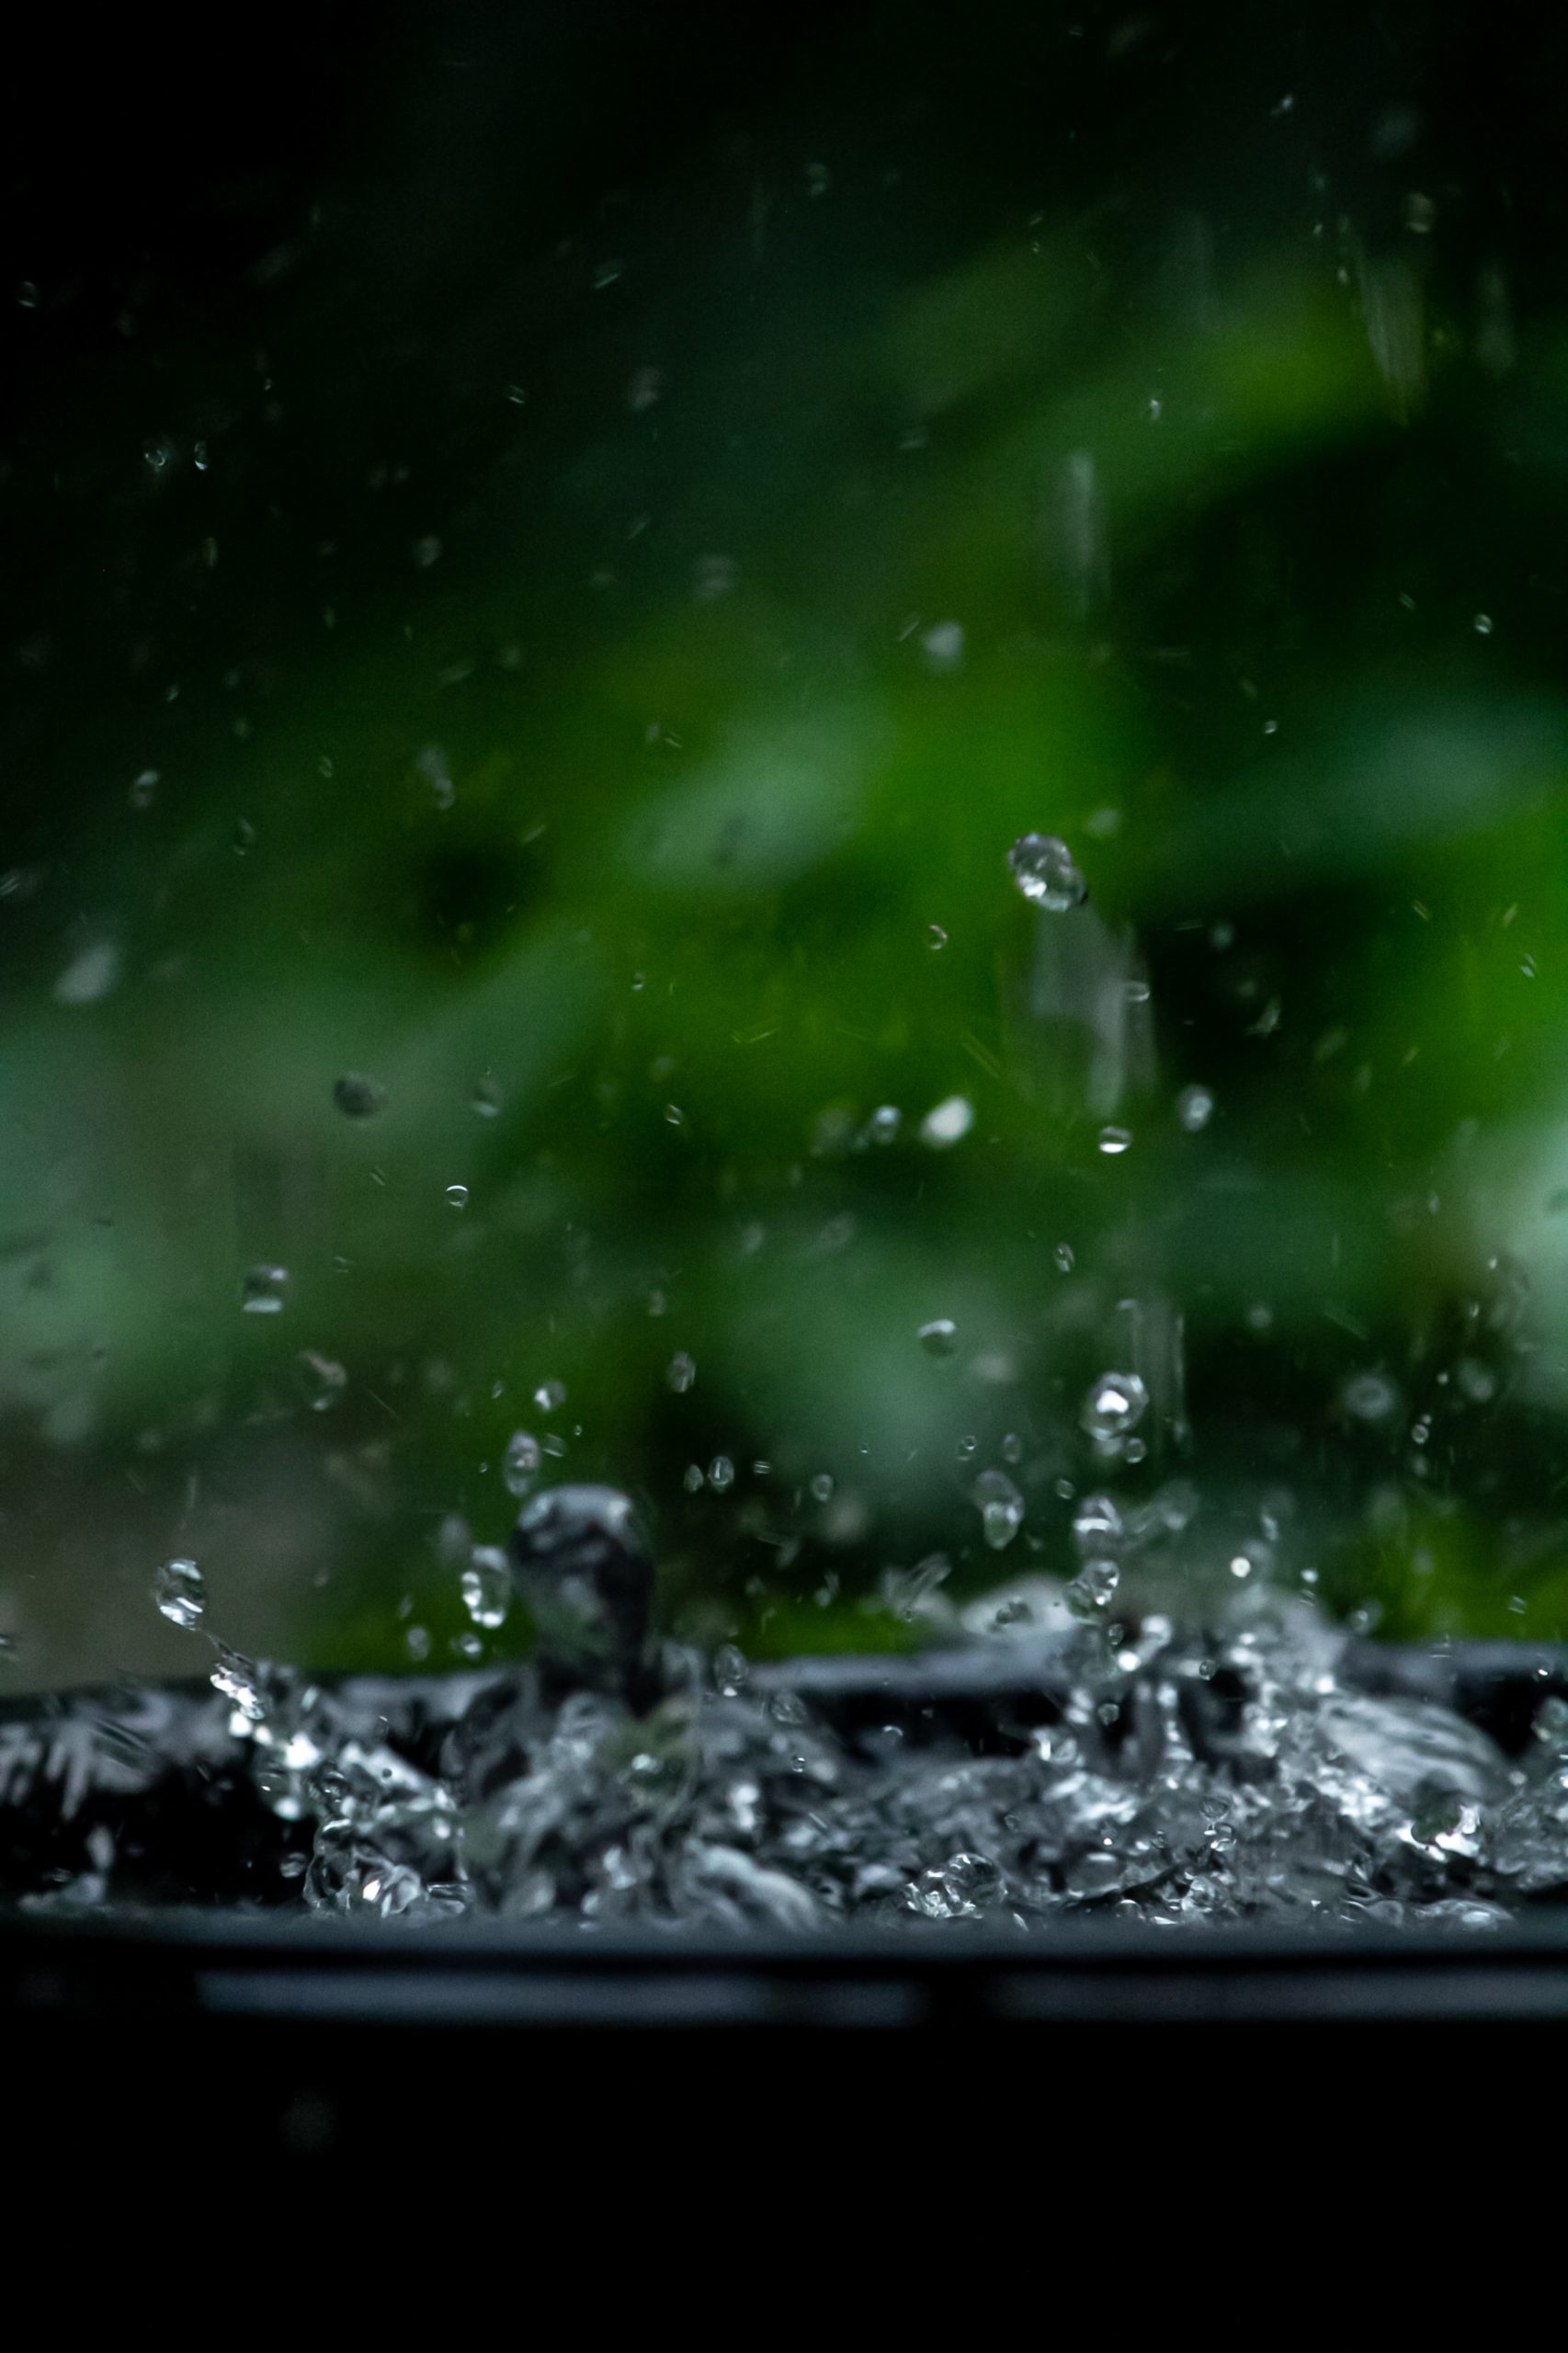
[1096,1125,1133,1155]
[665,1350,697,1393]
[241,1264,290,1313]
[296,1350,347,1412]
[502,1430,542,1497]
[1065,1559,1119,1620]
[153,1557,205,1629]
[534,1379,566,1411]
[920,1095,973,1148]
[918,1318,958,1357]
[1006,834,1088,911]
[708,1455,735,1492]
[926,923,949,950]
[1081,1370,1149,1443]
[460,1547,512,1630]
[333,1073,385,1119]
[972,1468,1024,1551]
[1176,1085,1214,1132]
[445,1184,470,1211]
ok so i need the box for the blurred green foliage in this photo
[4,1,1568,1684]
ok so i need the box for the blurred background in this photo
[3,0,1568,1688]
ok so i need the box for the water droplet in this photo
[665,1351,697,1394]
[708,1455,735,1493]
[242,1264,290,1314]
[1455,1358,1496,1404]
[502,1430,542,1497]
[714,1643,749,1696]
[809,1472,835,1502]
[210,1645,265,1722]
[471,1074,503,1119]
[1473,612,1494,635]
[1081,1370,1149,1443]
[333,1073,385,1119]
[534,1379,567,1412]
[445,1184,470,1211]
[460,1547,512,1630]
[663,1103,687,1130]
[920,1095,973,1148]
[53,938,120,1005]
[973,1468,1025,1551]
[508,1483,653,1684]
[1053,1242,1075,1273]
[926,923,949,950]
[1096,1125,1133,1155]
[143,437,175,473]
[153,1557,205,1629]
[866,1104,902,1144]
[1065,1559,1119,1620]
[129,768,159,810]
[1006,834,1088,911]
[1343,1371,1400,1423]
[414,535,443,568]
[1176,1085,1214,1132]
[296,1350,347,1412]
[921,620,965,671]
[17,280,39,309]
[918,1318,958,1357]
[1072,1494,1124,1557]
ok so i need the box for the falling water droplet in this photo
[534,1380,566,1411]
[502,1430,542,1497]
[1072,1494,1124,1557]
[1065,1559,1119,1620]
[471,1074,503,1118]
[1176,1085,1214,1132]
[665,1351,697,1394]
[445,1184,470,1211]
[926,923,949,951]
[708,1455,735,1492]
[1473,613,1494,635]
[920,1095,973,1148]
[972,1468,1025,1551]
[333,1073,385,1119]
[1081,1370,1149,1443]
[1053,1242,1075,1273]
[241,1264,290,1314]
[1006,834,1088,911]
[866,1105,902,1144]
[809,1472,835,1502]
[1343,1370,1400,1423]
[460,1547,512,1630]
[1096,1125,1133,1156]
[918,1318,958,1357]
[295,1350,347,1412]
[153,1557,205,1629]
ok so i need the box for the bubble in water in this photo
[242,1264,289,1314]
[445,1184,470,1211]
[1096,1125,1133,1156]
[665,1351,697,1394]
[1006,834,1088,912]
[1065,1558,1119,1619]
[296,1350,347,1412]
[926,924,948,950]
[708,1455,735,1492]
[460,1547,512,1630]
[153,1557,205,1630]
[1176,1085,1214,1132]
[1343,1371,1400,1423]
[918,1318,958,1357]
[920,1096,974,1148]
[973,1468,1025,1551]
[1082,1370,1149,1443]
[502,1430,542,1498]
[534,1379,567,1412]
[332,1073,385,1119]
